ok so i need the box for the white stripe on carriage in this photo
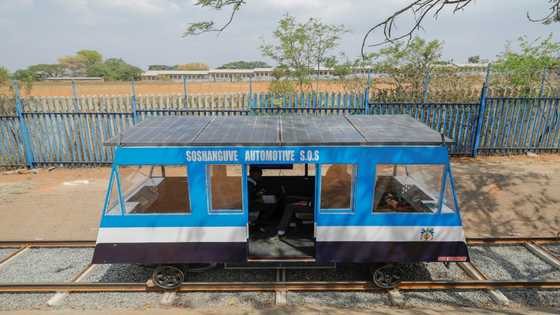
[96,227,247,244]
[315,226,465,242]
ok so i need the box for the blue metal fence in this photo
[0,88,559,167]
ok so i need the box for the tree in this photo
[0,66,9,87]
[59,50,103,76]
[12,69,34,93]
[148,65,175,71]
[493,34,560,90]
[175,63,209,71]
[27,64,64,79]
[467,55,481,64]
[306,18,348,90]
[87,58,143,81]
[218,61,270,69]
[370,36,443,92]
[183,1,559,59]
[261,15,346,92]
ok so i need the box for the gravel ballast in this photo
[0,248,92,283]
[85,264,152,283]
[288,292,389,307]
[0,293,51,311]
[468,245,560,280]
[61,293,163,310]
[174,292,274,308]
[402,290,494,308]
[0,248,18,261]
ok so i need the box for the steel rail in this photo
[0,237,559,249]
[1,280,560,293]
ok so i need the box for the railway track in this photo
[0,237,559,295]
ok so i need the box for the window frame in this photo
[318,163,357,214]
[371,163,453,215]
[206,164,245,215]
[104,165,193,216]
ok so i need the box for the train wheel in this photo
[372,264,402,289]
[152,265,185,290]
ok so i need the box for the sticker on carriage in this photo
[419,227,435,241]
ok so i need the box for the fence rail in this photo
[0,89,559,167]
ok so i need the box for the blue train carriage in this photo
[92,115,469,289]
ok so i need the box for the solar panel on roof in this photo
[281,116,364,145]
[194,116,280,145]
[106,115,450,147]
[346,115,450,145]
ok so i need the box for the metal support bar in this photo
[183,77,189,108]
[472,64,492,157]
[71,80,79,111]
[364,70,372,114]
[131,80,138,124]
[12,81,34,168]
[539,67,548,98]
[422,68,431,104]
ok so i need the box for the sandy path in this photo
[0,155,558,240]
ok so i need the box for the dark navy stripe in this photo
[92,242,247,264]
[315,241,469,263]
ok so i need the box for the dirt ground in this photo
[0,155,559,240]
[0,80,368,97]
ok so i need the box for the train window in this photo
[119,166,191,215]
[320,164,355,210]
[104,171,122,215]
[373,164,445,213]
[442,173,457,213]
[208,165,243,212]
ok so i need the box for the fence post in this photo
[183,76,189,108]
[71,80,80,111]
[364,70,372,114]
[131,80,138,124]
[422,68,431,103]
[12,80,34,168]
[248,76,254,110]
[539,67,547,98]
[472,64,492,157]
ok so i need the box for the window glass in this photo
[373,164,444,213]
[442,172,457,213]
[320,164,354,210]
[209,165,243,212]
[104,170,121,215]
[120,166,190,214]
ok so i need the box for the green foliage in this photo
[59,50,103,76]
[148,65,175,71]
[218,61,270,69]
[369,37,443,92]
[12,69,34,93]
[86,58,143,81]
[0,66,9,87]
[268,79,296,96]
[261,14,346,92]
[493,34,560,91]
[183,0,245,36]
[27,64,64,79]
[467,55,481,63]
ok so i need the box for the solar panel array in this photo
[108,115,451,147]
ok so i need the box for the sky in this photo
[0,0,558,71]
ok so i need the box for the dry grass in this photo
[0,80,360,97]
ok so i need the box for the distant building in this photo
[44,77,105,82]
[140,64,490,82]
